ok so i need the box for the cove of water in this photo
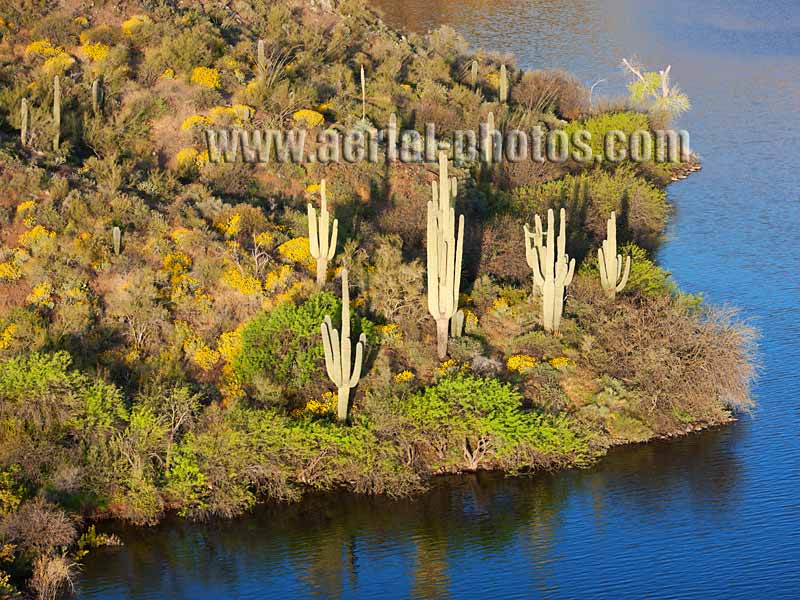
[79,1,800,597]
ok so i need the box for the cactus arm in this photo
[426,201,440,317]
[327,218,338,261]
[308,203,319,257]
[321,319,339,384]
[451,213,465,311]
[349,333,366,387]
[598,247,610,289]
[616,254,631,292]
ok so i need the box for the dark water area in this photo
[79,1,800,597]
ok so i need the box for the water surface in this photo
[79,1,800,597]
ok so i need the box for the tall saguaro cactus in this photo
[321,268,366,422]
[499,64,509,103]
[257,38,266,78]
[307,179,338,288]
[524,208,575,334]
[20,99,29,146]
[427,153,465,359]
[52,75,61,151]
[470,59,479,89]
[598,211,631,298]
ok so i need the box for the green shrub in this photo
[235,293,375,401]
[400,374,589,471]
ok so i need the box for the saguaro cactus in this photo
[92,78,104,117]
[321,268,366,422]
[112,226,121,256]
[524,208,575,334]
[427,155,465,359]
[499,64,508,103]
[482,111,496,164]
[53,75,61,151]
[257,38,266,78]
[20,99,29,146]
[598,211,631,298]
[308,179,338,288]
[470,59,479,89]
[360,65,366,122]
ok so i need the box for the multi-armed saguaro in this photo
[524,208,575,334]
[321,268,366,422]
[598,211,631,298]
[307,179,338,288]
[427,152,465,359]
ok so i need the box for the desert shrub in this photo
[512,165,669,251]
[359,237,427,331]
[30,554,76,600]
[235,293,375,402]
[581,242,675,297]
[510,69,589,119]
[0,498,76,556]
[477,213,531,284]
[399,374,589,471]
[580,294,756,422]
[561,111,651,163]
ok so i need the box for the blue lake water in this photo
[79,1,800,597]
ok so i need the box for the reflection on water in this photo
[80,0,800,598]
[82,429,752,599]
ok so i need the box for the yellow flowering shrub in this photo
[162,251,191,283]
[491,297,509,313]
[394,370,414,383]
[195,150,210,166]
[294,391,337,417]
[19,225,55,248]
[292,109,324,128]
[73,16,89,26]
[81,42,109,61]
[376,323,402,340]
[42,53,75,76]
[176,147,199,166]
[25,40,62,57]
[464,309,479,329]
[0,262,21,281]
[190,66,221,89]
[437,359,457,375]
[170,227,191,242]
[549,356,575,369]
[121,15,150,36]
[27,281,52,306]
[277,237,312,266]
[263,264,292,290]
[486,72,500,88]
[221,267,261,295]
[0,324,17,351]
[506,354,537,373]
[215,214,240,238]
[254,231,274,247]
[15,201,36,215]
[305,183,320,194]
[180,115,211,131]
[160,68,175,80]
[217,325,245,366]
